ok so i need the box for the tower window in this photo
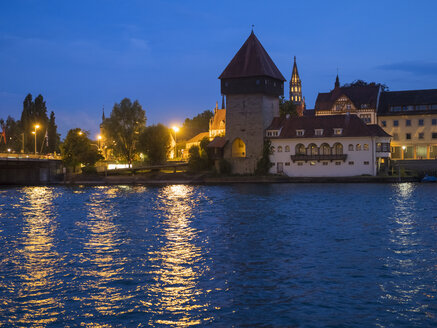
[232,138,246,158]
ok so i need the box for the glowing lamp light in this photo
[402,146,406,150]
[172,126,180,133]
[97,135,102,140]
[78,131,83,136]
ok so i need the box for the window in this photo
[271,146,275,152]
[334,128,343,135]
[296,129,305,136]
[323,162,328,166]
[278,146,283,152]
[315,129,323,136]
[393,120,399,127]
[310,161,316,166]
[285,145,290,152]
[418,119,424,126]
[348,144,354,151]
[307,143,318,156]
[335,162,341,165]
[295,144,305,155]
[393,133,399,141]
[363,144,369,150]
[297,162,304,166]
[364,161,369,165]
[348,161,354,165]
[432,119,437,125]
[320,143,331,155]
[381,120,386,127]
[406,119,411,126]
[432,133,437,139]
[266,130,279,137]
[346,104,351,110]
[360,114,371,124]
[232,138,246,157]
[406,133,411,140]
[356,144,361,151]
[419,133,424,139]
[285,162,290,166]
[333,143,343,155]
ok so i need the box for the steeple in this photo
[335,74,340,89]
[102,106,106,122]
[290,56,303,104]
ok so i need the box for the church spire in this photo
[335,74,340,89]
[290,56,302,104]
[102,106,106,122]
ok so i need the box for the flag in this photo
[0,127,6,144]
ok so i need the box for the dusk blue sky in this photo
[1,0,437,138]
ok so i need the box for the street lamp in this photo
[33,124,40,155]
[78,130,83,136]
[97,135,102,149]
[172,126,179,159]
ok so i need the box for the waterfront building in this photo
[267,114,391,177]
[377,89,437,160]
[219,31,285,174]
[314,76,381,124]
[209,99,226,138]
[289,56,306,116]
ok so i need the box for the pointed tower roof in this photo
[335,74,340,89]
[219,31,285,81]
[291,56,300,82]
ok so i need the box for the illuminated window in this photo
[295,144,305,155]
[278,146,283,153]
[315,129,323,136]
[320,143,331,155]
[334,128,343,135]
[296,129,305,136]
[310,161,316,166]
[363,144,369,150]
[307,143,318,156]
[356,144,361,151]
[333,143,343,155]
[232,138,246,157]
[285,145,290,152]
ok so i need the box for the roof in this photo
[291,56,300,82]
[210,109,226,131]
[267,114,390,139]
[378,89,437,115]
[207,136,227,148]
[315,85,380,112]
[219,31,285,81]
[186,132,209,144]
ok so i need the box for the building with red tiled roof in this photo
[266,114,391,177]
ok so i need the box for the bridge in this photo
[0,154,63,185]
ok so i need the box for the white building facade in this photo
[267,115,391,177]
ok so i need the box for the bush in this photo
[81,166,97,175]
[218,159,231,174]
[255,139,273,175]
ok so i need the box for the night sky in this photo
[1,0,437,138]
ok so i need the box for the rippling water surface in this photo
[0,183,436,327]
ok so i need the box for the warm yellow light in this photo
[172,126,179,133]
[402,146,406,150]
[78,131,83,136]
[32,131,36,135]
[34,124,40,129]
[98,135,102,140]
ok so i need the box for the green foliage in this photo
[343,80,389,91]
[279,96,298,118]
[138,124,171,165]
[255,139,273,175]
[0,116,22,152]
[47,111,60,153]
[101,98,146,164]
[20,94,49,153]
[187,138,213,172]
[61,128,103,171]
[180,110,213,140]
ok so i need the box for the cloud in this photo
[376,61,437,76]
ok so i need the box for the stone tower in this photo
[219,31,285,174]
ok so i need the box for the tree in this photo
[0,116,22,152]
[279,96,298,118]
[20,94,49,153]
[61,128,103,171]
[343,80,389,91]
[101,98,146,165]
[188,137,212,171]
[47,111,60,153]
[138,124,171,165]
[180,110,213,140]
[255,139,274,175]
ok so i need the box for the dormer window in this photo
[266,130,279,137]
[315,129,323,136]
[296,129,305,136]
[334,128,343,135]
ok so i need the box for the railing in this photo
[0,153,62,160]
[290,154,347,162]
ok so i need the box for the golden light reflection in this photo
[79,187,126,317]
[147,185,211,326]
[13,187,62,326]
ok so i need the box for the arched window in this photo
[295,144,305,155]
[333,143,343,155]
[285,145,290,152]
[348,144,354,151]
[232,138,246,157]
[307,143,318,156]
[278,146,283,153]
[320,143,331,155]
[356,144,361,151]
[363,144,369,150]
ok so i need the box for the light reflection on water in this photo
[0,184,436,327]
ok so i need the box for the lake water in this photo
[0,184,436,327]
